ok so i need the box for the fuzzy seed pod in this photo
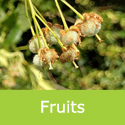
[60,46,80,63]
[75,13,103,37]
[60,27,81,46]
[83,13,103,23]
[38,47,59,70]
[43,22,63,45]
[80,20,101,37]
[29,36,45,53]
[33,54,43,67]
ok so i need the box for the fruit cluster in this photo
[26,0,103,70]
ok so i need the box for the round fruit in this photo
[60,29,81,46]
[75,13,103,37]
[43,22,63,45]
[80,19,101,36]
[60,46,80,62]
[38,47,59,70]
[29,36,45,53]
[33,54,43,67]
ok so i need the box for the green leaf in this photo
[0,7,6,23]
[4,24,22,46]
[16,3,30,32]
[0,12,17,34]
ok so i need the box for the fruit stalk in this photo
[35,13,66,50]
[27,0,41,48]
[55,0,69,31]
[25,0,35,37]
[61,0,84,20]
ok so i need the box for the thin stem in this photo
[55,0,68,31]
[28,0,49,49]
[28,0,35,17]
[72,61,79,69]
[33,17,49,49]
[25,0,35,37]
[42,67,45,79]
[95,34,103,42]
[33,5,47,23]
[17,45,28,50]
[72,44,79,52]
[28,0,41,48]
[34,18,41,48]
[35,13,66,50]
[61,0,84,20]
[49,62,53,70]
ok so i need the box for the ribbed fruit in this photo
[80,19,101,36]
[43,22,63,45]
[60,26,81,46]
[29,36,45,53]
[33,54,43,67]
[38,47,59,70]
[60,46,80,62]
[75,13,103,37]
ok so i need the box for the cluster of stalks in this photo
[25,0,103,71]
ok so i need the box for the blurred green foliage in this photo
[0,0,125,90]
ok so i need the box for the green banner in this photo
[0,91,125,125]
